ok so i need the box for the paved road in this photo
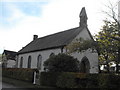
[1,81,31,90]
[2,81,19,88]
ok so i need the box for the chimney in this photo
[33,35,38,40]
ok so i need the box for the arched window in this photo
[49,53,55,57]
[28,56,32,68]
[37,55,42,70]
[80,57,90,73]
[20,57,23,68]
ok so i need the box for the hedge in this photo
[85,74,99,88]
[57,72,79,88]
[40,72,120,88]
[40,72,61,86]
[2,69,120,88]
[40,72,89,88]
[2,68,38,82]
[98,74,120,88]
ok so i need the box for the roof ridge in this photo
[18,27,84,54]
[37,27,79,40]
[18,27,79,53]
[4,50,17,53]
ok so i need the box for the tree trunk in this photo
[116,48,120,73]
[105,55,109,73]
[98,65,101,73]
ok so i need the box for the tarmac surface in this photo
[2,81,19,88]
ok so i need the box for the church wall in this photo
[75,27,92,40]
[17,27,98,73]
[86,52,98,73]
[76,28,98,73]
[17,48,61,71]
[69,49,98,73]
[66,28,98,73]
[7,59,16,68]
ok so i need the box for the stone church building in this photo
[16,7,98,73]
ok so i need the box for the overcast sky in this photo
[0,0,118,54]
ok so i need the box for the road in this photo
[1,81,32,90]
[2,81,19,88]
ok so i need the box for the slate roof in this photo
[18,27,86,54]
[3,50,17,60]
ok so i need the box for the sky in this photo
[0,0,118,54]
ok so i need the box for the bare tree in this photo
[102,1,120,73]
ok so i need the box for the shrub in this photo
[96,74,120,88]
[74,73,87,79]
[39,72,120,88]
[40,72,61,86]
[73,73,87,88]
[108,74,120,88]
[98,74,109,88]
[44,53,80,72]
[85,74,99,88]
[56,72,77,88]
[2,68,37,82]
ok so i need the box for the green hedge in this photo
[2,68,38,82]
[40,72,61,86]
[85,74,99,88]
[56,72,77,88]
[98,74,120,88]
[3,69,120,88]
[40,72,120,88]
[40,72,89,88]
[109,74,120,88]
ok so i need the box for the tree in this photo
[66,38,96,54]
[43,53,80,72]
[65,20,120,73]
[66,20,119,73]
[0,54,2,62]
[66,1,120,73]
[95,20,119,73]
[102,1,120,73]
[65,38,100,72]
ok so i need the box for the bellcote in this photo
[79,7,88,27]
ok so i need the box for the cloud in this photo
[0,2,25,28]
[1,0,51,2]
[0,0,117,54]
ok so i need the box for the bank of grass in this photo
[2,76,56,88]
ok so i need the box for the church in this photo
[16,7,98,73]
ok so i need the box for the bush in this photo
[2,68,37,82]
[44,53,80,72]
[40,72,61,86]
[40,72,120,88]
[56,72,77,88]
[107,74,120,88]
[98,74,109,88]
[85,74,99,88]
[95,74,120,88]
[40,72,89,88]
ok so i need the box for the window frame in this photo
[27,56,32,68]
[37,54,42,70]
[20,57,23,68]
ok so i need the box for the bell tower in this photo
[79,7,88,27]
